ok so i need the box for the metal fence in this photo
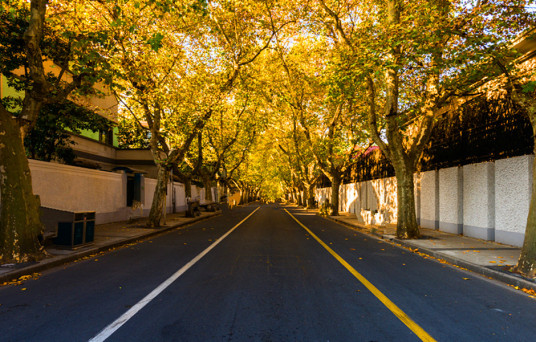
[338,96,533,185]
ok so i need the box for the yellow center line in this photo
[284,209,436,342]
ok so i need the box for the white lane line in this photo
[88,206,260,342]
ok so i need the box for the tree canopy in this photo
[3,0,536,276]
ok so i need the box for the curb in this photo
[386,236,536,292]
[323,214,536,292]
[0,212,220,284]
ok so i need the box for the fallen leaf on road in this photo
[21,288,26,291]
[350,248,356,251]
[489,261,497,264]
[463,278,470,280]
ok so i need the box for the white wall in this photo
[30,159,126,224]
[495,155,533,246]
[463,162,495,241]
[316,155,533,247]
[420,170,439,229]
[438,167,463,234]
[173,182,187,212]
[15,159,214,225]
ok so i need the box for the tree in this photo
[23,101,111,164]
[269,31,364,215]
[202,90,261,200]
[0,0,109,262]
[90,0,283,226]
[318,0,533,237]
[492,42,536,278]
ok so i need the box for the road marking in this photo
[284,209,437,342]
[89,206,260,342]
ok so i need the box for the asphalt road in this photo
[1,204,536,341]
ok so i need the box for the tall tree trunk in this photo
[515,153,536,278]
[297,187,304,207]
[511,87,536,277]
[204,178,213,202]
[147,164,169,227]
[392,159,420,239]
[330,175,341,216]
[184,177,192,199]
[240,188,246,204]
[0,106,44,262]
[306,183,316,209]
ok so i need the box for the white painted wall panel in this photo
[463,162,495,240]
[420,170,439,229]
[30,159,125,224]
[495,155,533,246]
[439,167,463,234]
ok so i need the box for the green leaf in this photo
[147,32,164,52]
[522,81,536,93]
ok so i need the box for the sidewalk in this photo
[0,211,220,285]
[324,211,536,293]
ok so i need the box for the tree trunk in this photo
[306,184,316,209]
[514,154,536,278]
[147,164,169,228]
[0,106,44,263]
[240,189,246,204]
[330,176,341,216]
[513,95,536,277]
[204,178,213,202]
[184,177,192,199]
[392,160,420,239]
[297,188,304,207]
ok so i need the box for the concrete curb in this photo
[323,214,536,292]
[385,236,536,292]
[0,212,220,284]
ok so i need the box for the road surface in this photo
[1,204,536,341]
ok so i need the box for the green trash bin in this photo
[54,212,95,248]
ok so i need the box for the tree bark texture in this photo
[512,89,536,277]
[204,178,213,202]
[330,176,341,216]
[297,188,304,207]
[147,164,169,227]
[515,154,536,278]
[184,177,192,199]
[0,106,44,262]
[392,159,420,239]
[306,184,316,209]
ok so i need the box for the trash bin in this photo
[54,211,95,248]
